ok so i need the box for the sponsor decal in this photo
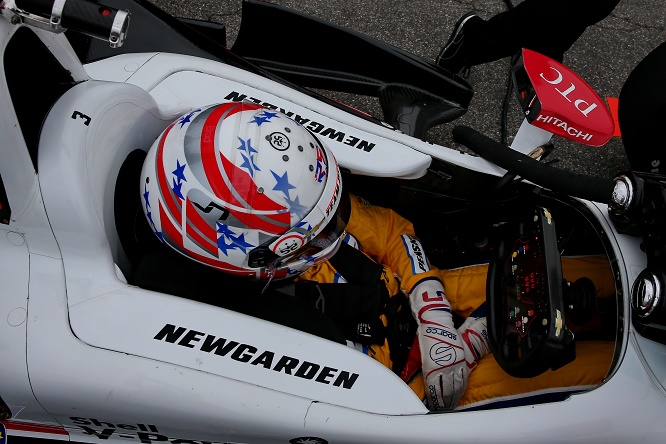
[273,233,305,256]
[324,170,342,218]
[401,234,430,274]
[428,384,441,410]
[555,310,563,337]
[420,288,444,303]
[225,92,376,152]
[533,114,594,141]
[313,146,327,183]
[425,326,457,340]
[522,49,614,146]
[69,417,229,444]
[268,131,290,151]
[460,326,488,365]
[154,324,359,390]
[0,422,5,444]
[429,343,460,368]
[538,66,598,117]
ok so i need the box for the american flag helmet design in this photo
[140,102,347,279]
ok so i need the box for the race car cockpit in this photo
[9,11,620,415]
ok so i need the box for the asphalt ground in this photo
[150,0,665,179]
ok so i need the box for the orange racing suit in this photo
[298,194,614,408]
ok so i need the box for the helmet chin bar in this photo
[265,152,344,260]
[248,190,350,279]
[249,150,349,279]
[3,0,130,47]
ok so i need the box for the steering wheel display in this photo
[487,205,576,378]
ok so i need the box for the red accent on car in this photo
[523,48,615,147]
[1,420,69,435]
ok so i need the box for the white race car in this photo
[1,0,665,443]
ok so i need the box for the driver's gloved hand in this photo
[458,315,490,371]
[409,278,468,410]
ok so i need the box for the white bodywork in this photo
[0,15,665,444]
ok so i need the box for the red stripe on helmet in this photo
[160,204,246,273]
[199,103,291,235]
[218,154,291,234]
[185,198,218,256]
[159,201,184,249]
[156,122,182,223]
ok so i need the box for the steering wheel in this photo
[486,205,576,378]
[450,125,616,377]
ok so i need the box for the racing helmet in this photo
[140,101,349,279]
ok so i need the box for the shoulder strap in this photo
[294,280,386,344]
[328,240,384,285]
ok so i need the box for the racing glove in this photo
[409,277,467,410]
[458,314,490,373]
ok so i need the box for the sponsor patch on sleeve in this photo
[401,234,430,274]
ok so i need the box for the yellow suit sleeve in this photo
[345,195,441,293]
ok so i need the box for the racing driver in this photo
[135,101,613,410]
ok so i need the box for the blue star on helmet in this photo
[171,160,187,200]
[217,236,237,256]
[144,208,163,242]
[216,222,255,256]
[216,222,236,237]
[172,178,184,200]
[295,220,312,232]
[177,109,201,128]
[229,233,254,253]
[143,185,162,241]
[250,110,280,126]
[172,159,187,183]
[143,185,151,210]
[238,137,261,177]
[153,227,164,242]
[271,170,296,199]
[285,195,309,220]
[216,222,237,256]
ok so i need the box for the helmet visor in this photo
[284,189,351,263]
[248,190,351,270]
